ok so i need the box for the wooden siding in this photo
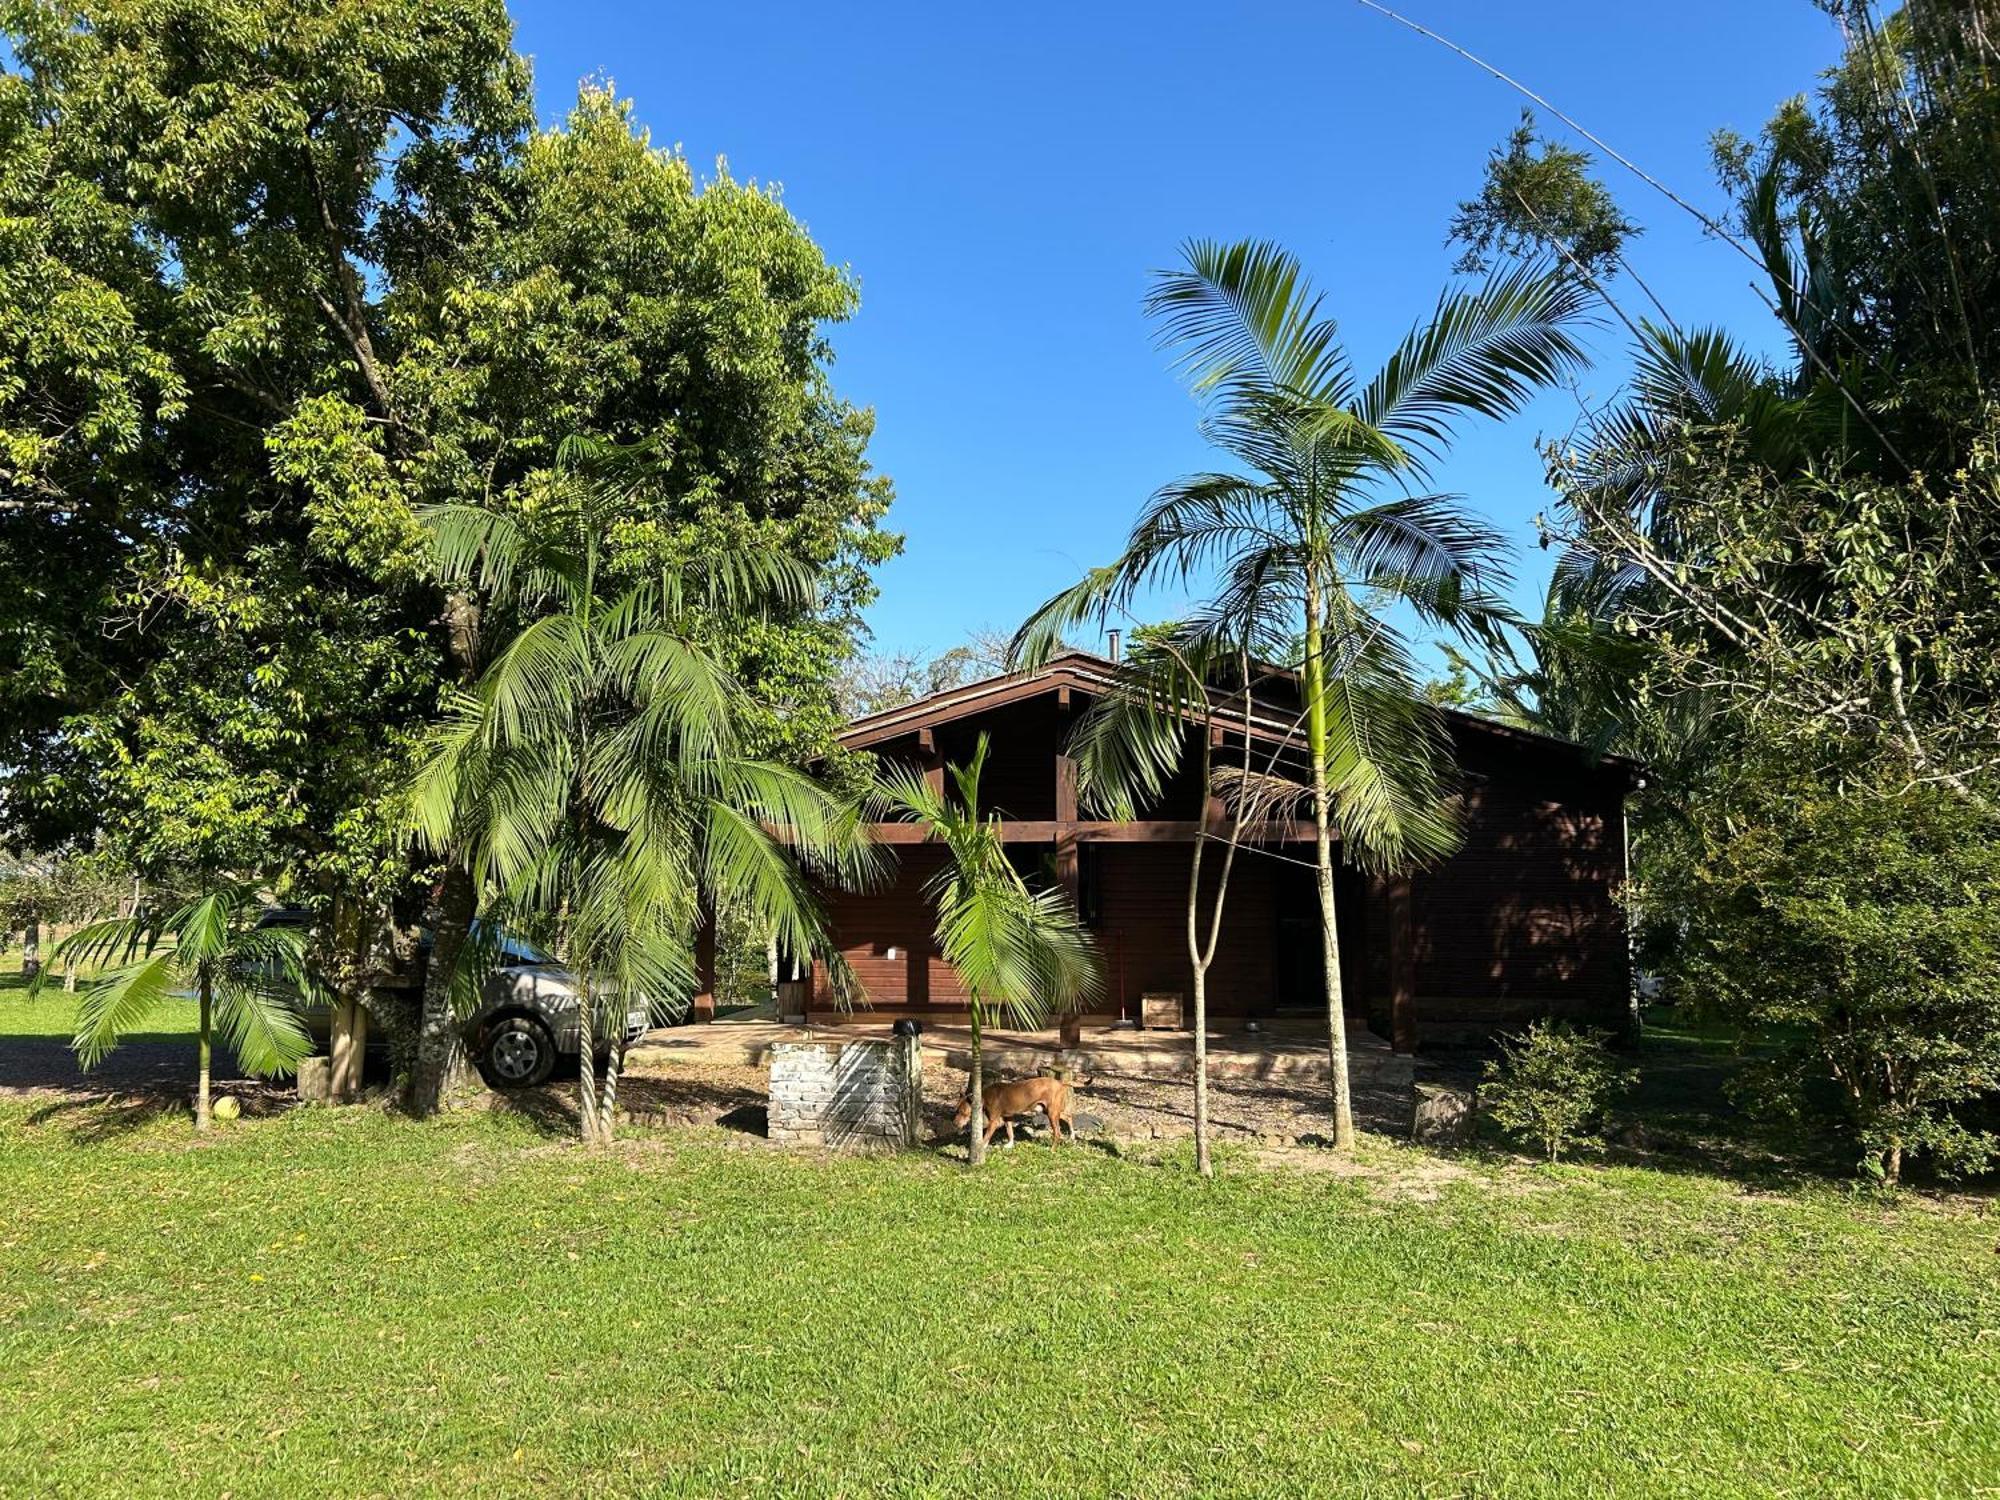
[817,668,1633,1047]
[817,844,967,1015]
[1370,728,1631,1045]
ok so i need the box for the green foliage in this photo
[1712,1,2000,451]
[39,882,312,1132]
[1016,239,1590,873]
[1643,762,2000,1183]
[410,436,876,1140]
[1480,1020,1634,1162]
[2,6,895,987]
[871,734,1100,1034]
[871,733,1099,1162]
[0,850,129,933]
[1473,7,2000,1182]
[1449,110,1640,282]
[1014,237,1588,1146]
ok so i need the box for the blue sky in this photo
[510,1,1842,661]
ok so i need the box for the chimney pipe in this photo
[1106,628,1122,663]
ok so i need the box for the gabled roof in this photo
[840,649,1635,774]
[838,652,1122,750]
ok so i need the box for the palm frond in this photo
[210,972,314,1077]
[1315,631,1463,872]
[1011,565,1127,670]
[1359,261,1592,470]
[70,952,176,1069]
[1147,238,1355,405]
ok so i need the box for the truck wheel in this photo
[477,1015,557,1090]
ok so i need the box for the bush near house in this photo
[1481,1020,1635,1161]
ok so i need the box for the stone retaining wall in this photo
[767,1035,922,1150]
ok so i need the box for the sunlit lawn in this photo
[1,991,1995,1498]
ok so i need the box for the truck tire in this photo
[476,1015,558,1090]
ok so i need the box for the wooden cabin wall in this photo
[1088,845,1282,1021]
[1379,732,1631,1046]
[815,845,967,1017]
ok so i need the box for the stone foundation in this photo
[767,1035,922,1150]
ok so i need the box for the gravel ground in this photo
[614,1048,1411,1146]
[3,1030,1409,1146]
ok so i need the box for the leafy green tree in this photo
[1016,239,1589,1147]
[1450,6,2000,1179]
[409,437,874,1144]
[1712,0,2000,461]
[871,735,1101,1167]
[0,0,535,1055]
[1,6,897,1102]
[0,852,134,983]
[1450,110,1641,284]
[1641,759,2000,1185]
[41,884,312,1130]
[1480,1020,1633,1163]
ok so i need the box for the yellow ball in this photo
[212,1095,241,1122]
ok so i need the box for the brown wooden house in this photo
[805,651,1635,1052]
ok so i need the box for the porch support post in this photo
[692,903,717,1023]
[330,998,367,1100]
[1056,703,1082,1047]
[1387,876,1417,1055]
[918,726,944,803]
[1054,752,1080,902]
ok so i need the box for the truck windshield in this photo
[469,921,553,966]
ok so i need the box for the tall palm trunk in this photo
[1303,585,1356,1150]
[411,865,475,1115]
[414,587,483,1117]
[966,1004,987,1167]
[577,978,600,1146]
[597,1030,626,1141]
[195,977,214,1132]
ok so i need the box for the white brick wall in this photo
[767,1036,922,1150]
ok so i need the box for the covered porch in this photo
[623,1009,1417,1145]
[632,1009,1406,1084]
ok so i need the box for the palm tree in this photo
[41,884,313,1130]
[1016,240,1590,1148]
[409,435,874,1144]
[872,735,1101,1166]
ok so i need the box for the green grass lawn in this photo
[2,1000,1996,1498]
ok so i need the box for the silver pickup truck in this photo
[268,912,652,1090]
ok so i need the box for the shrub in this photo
[1648,770,2000,1184]
[1480,1021,1634,1162]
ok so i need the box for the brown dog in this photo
[955,1074,1077,1149]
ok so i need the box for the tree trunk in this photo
[195,979,213,1132]
[21,918,39,980]
[576,980,600,1146]
[598,1029,626,1142]
[413,583,483,1117]
[411,865,476,1116]
[1303,590,1356,1150]
[966,1005,987,1167]
[1192,965,1212,1177]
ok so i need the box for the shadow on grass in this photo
[18,1075,297,1143]
[0,1040,236,1096]
[483,1084,581,1138]
[1414,1007,1860,1190]
[24,1092,191,1143]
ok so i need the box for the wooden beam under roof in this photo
[860,818,1321,845]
